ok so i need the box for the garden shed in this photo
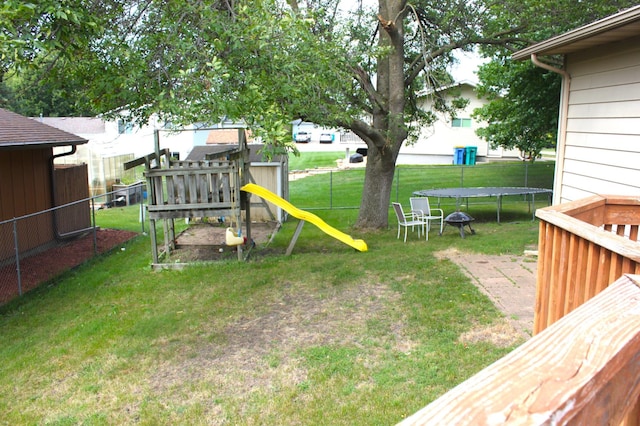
[513,4,640,204]
[0,108,89,262]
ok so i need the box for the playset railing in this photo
[145,160,240,220]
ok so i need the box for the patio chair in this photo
[392,202,425,242]
[410,197,444,240]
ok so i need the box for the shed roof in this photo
[513,5,640,60]
[0,108,88,150]
[186,144,286,163]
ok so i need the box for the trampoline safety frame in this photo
[412,187,553,223]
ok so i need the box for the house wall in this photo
[557,35,640,203]
[0,149,55,260]
[0,149,53,220]
[398,84,519,165]
[292,85,520,165]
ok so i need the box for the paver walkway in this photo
[437,249,538,338]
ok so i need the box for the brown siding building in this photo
[0,108,89,260]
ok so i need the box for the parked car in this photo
[295,131,311,143]
[319,133,333,143]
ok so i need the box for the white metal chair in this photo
[392,202,425,242]
[410,197,444,240]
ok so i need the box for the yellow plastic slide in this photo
[241,183,368,252]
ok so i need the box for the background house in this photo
[0,108,89,261]
[514,5,640,204]
[292,82,520,165]
[40,116,248,196]
[399,81,520,165]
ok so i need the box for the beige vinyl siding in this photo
[558,34,640,203]
[568,100,640,118]
[561,171,639,197]
[564,144,640,169]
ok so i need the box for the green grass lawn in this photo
[0,159,552,425]
[288,151,345,170]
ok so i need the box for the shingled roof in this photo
[0,108,88,150]
[513,5,640,59]
[186,144,287,163]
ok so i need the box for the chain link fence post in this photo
[91,198,98,255]
[12,219,22,296]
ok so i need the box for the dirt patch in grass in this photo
[458,318,523,348]
[169,221,280,262]
[150,282,409,403]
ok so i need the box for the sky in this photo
[451,49,489,83]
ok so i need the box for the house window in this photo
[117,119,133,134]
[452,118,472,128]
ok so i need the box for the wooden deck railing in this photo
[535,195,640,333]
[399,274,640,425]
[400,195,640,425]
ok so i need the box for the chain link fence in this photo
[1,164,553,304]
[290,162,556,210]
[0,184,146,306]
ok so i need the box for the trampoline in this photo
[412,187,553,223]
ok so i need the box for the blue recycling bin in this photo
[465,146,477,165]
[453,147,465,165]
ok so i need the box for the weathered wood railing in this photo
[400,195,640,425]
[399,274,640,425]
[535,195,640,333]
[145,160,240,220]
[125,131,251,266]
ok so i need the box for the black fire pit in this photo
[444,211,475,238]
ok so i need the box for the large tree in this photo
[0,0,122,114]
[1,62,101,116]
[4,0,630,229]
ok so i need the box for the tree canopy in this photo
[473,0,638,160]
[2,0,637,228]
[473,59,561,160]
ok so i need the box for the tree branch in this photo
[350,65,387,114]
[404,28,525,87]
[340,118,385,149]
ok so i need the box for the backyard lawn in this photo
[0,160,552,425]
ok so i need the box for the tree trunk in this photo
[356,143,398,229]
[354,0,407,230]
